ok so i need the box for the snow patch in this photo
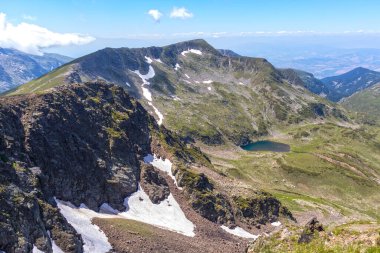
[203,80,213,84]
[271,221,281,227]
[125,82,131,87]
[51,240,64,253]
[148,102,164,125]
[143,154,180,188]
[33,246,44,253]
[174,63,181,71]
[207,86,212,91]
[145,56,153,64]
[55,199,113,253]
[184,74,190,79]
[195,81,200,84]
[46,230,65,253]
[239,82,244,85]
[141,87,152,101]
[133,66,155,85]
[181,49,202,56]
[221,226,258,239]
[121,185,194,236]
[184,80,191,84]
[155,58,163,64]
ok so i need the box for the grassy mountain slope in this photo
[7,39,349,145]
[341,83,380,124]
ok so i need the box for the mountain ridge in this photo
[7,39,350,145]
[321,67,380,101]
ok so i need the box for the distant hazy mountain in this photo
[321,67,380,102]
[250,46,380,78]
[0,48,72,92]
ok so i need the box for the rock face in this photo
[140,164,170,204]
[233,194,294,226]
[0,81,156,252]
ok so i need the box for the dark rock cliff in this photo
[0,81,156,252]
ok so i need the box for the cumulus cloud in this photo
[170,7,193,19]
[148,9,163,22]
[0,12,95,55]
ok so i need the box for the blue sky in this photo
[1,0,380,56]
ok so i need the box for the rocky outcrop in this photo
[140,164,170,204]
[0,81,156,252]
[298,217,324,243]
[176,169,235,224]
[233,194,294,225]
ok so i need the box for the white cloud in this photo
[0,12,95,55]
[22,15,36,21]
[170,7,193,19]
[148,9,163,22]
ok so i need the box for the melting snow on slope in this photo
[55,199,113,253]
[142,87,153,101]
[143,154,181,188]
[271,221,282,227]
[181,49,203,56]
[145,56,153,64]
[133,66,155,85]
[148,102,164,125]
[120,185,194,236]
[221,225,259,239]
[133,65,163,125]
[203,80,213,84]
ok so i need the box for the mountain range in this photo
[6,39,349,145]
[1,40,380,252]
[0,48,72,93]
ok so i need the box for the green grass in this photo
[203,122,380,221]
[248,222,380,253]
[342,83,380,124]
[93,218,155,237]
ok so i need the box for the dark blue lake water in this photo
[241,140,290,152]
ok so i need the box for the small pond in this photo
[241,140,290,152]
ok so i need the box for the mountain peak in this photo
[321,66,380,101]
